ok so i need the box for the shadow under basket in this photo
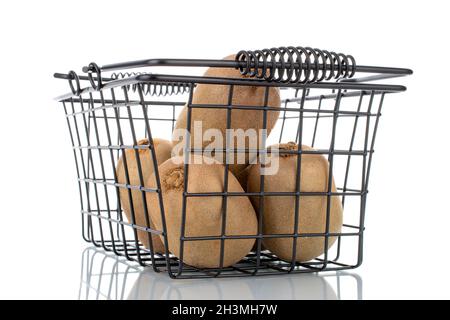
[54,46,412,279]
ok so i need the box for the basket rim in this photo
[54,73,407,102]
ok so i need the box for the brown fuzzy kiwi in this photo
[116,138,172,253]
[247,142,343,262]
[235,165,267,252]
[172,54,281,178]
[146,155,257,268]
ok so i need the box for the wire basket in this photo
[54,46,412,279]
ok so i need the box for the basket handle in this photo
[234,46,356,84]
[79,46,356,85]
[54,46,412,93]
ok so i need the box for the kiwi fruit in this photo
[146,155,257,268]
[172,54,281,178]
[247,142,343,262]
[116,138,172,253]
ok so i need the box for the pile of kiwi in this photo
[116,55,343,269]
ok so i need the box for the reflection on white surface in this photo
[79,247,362,300]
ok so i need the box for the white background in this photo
[0,0,449,300]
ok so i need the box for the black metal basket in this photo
[54,46,412,279]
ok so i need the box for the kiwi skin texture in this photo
[116,138,172,253]
[172,54,281,178]
[247,142,343,262]
[146,155,258,269]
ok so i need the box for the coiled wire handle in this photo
[111,72,191,96]
[235,46,356,84]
